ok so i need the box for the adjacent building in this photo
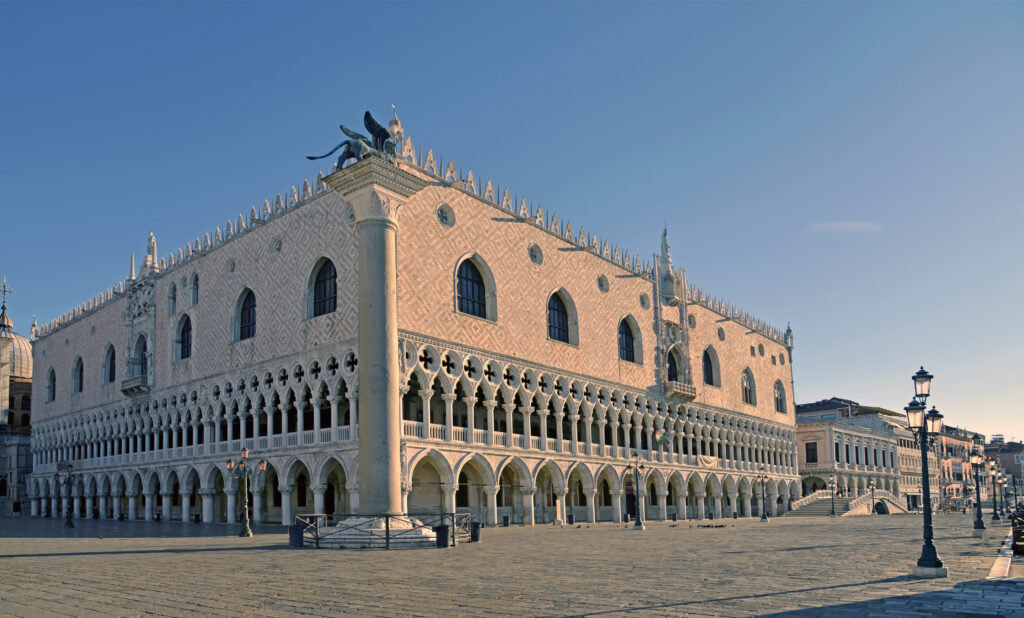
[0,291,34,516]
[28,112,802,526]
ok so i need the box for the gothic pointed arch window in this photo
[741,369,756,405]
[309,259,337,318]
[774,380,787,414]
[455,256,496,320]
[618,317,641,363]
[103,345,116,384]
[667,351,679,383]
[177,315,192,360]
[702,346,721,387]
[190,274,199,306]
[133,335,148,376]
[168,284,177,315]
[72,357,84,394]
[546,289,578,345]
[46,368,56,402]
[237,289,256,340]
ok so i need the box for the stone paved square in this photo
[1,513,1021,617]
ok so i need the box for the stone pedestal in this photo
[324,158,426,516]
[912,565,949,578]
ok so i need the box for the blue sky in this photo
[2,1,1021,441]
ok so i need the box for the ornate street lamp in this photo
[628,454,645,530]
[988,459,1000,522]
[997,472,1006,516]
[756,466,770,522]
[225,448,267,537]
[53,467,81,529]
[868,478,876,515]
[904,367,946,578]
[970,446,986,536]
[828,474,837,517]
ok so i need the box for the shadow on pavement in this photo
[0,517,286,540]
[558,576,914,616]
[757,578,1024,617]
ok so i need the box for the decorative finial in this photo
[0,275,11,304]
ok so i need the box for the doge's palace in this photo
[29,110,801,527]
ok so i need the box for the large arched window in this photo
[456,260,487,318]
[134,335,148,376]
[702,346,721,387]
[741,369,756,405]
[178,315,192,360]
[237,290,256,340]
[667,352,679,383]
[774,381,787,414]
[103,345,116,384]
[46,368,56,402]
[190,274,199,306]
[310,259,337,318]
[72,357,84,394]
[618,318,639,363]
[547,294,569,342]
[168,284,177,315]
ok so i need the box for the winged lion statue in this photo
[307,110,396,169]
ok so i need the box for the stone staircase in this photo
[783,496,852,516]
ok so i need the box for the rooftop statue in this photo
[307,110,396,169]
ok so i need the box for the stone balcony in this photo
[120,375,150,397]
[665,381,697,401]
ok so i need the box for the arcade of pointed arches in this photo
[29,335,799,524]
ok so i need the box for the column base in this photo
[631,523,646,531]
[972,529,987,538]
[912,565,948,578]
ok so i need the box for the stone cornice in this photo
[324,157,430,199]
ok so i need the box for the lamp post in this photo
[828,474,837,517]
[1012,473,1019,510]
[225,448,267,537]
[756,467,770,522]
[905,366,947,578]
[999,472,1007,515]
[53,467,81,529]
[989,460,1000,522]
[868,478,876,514]
[970,446,986,536]
[628,454,645,530]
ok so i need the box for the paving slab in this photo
[0,514,1018,616]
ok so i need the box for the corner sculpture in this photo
[307,110,396,168]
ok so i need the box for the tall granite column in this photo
[325,157,426,516]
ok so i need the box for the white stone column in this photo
[441,483,456,514]
[694,491,705,520]
[769,487,779,517]
[442,393,456,442]
[73,493,82,519]
[522,489,535,525]
[713,493,723,519]
[538,410,549,451]
[31,499,39,517]
[161,491,173,521]
[200,489,215,523]
[503,403,516,447]
[728,491,738,518]
[463,396,477,444]
[179,490,191,521]
[111,492,122,520]
[279,485,293,524]
[252,489,264,524]
[144,492,154,521]
[226,491,236,524]
[127,495,138,520]
[326,160,424,517]
[586,490,597,522]
[555,487,567,524]
[484,486,498,526]
[98,495,108,519]
[611,489,623,522]
[312,485,326,515]
[520,406,533,448]
[658,491,668,520]
[569,413,580,455]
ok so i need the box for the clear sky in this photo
[2,1,1021,440]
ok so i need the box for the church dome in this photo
[8,331,32,379]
